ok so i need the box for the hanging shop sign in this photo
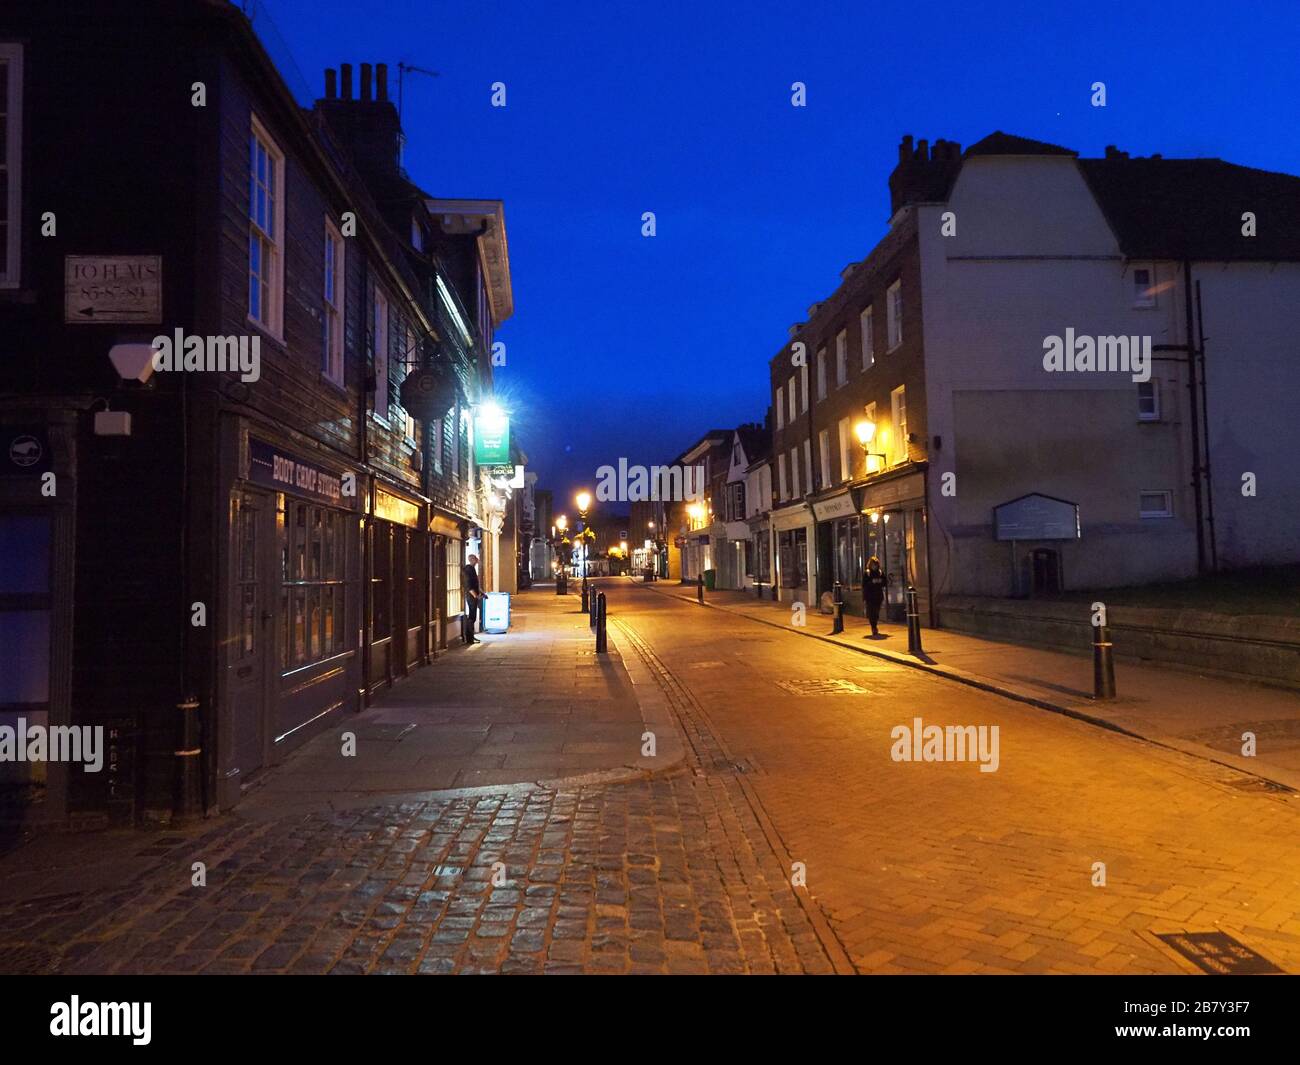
[399,362,458,421]
[248,437,354,507]
[473,411,510,465]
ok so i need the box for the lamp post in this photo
[576,490,592,607]
[554,514,569,594]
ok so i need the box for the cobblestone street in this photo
[1,581,1298,976]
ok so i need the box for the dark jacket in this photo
[863,569,887,604]
[462,562,481,597]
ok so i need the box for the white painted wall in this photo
[916,156,1201,597]
[1193,263,1300,567]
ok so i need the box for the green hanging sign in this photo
[474,408,510,465]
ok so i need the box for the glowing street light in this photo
[574,491,593,594]
[855,417,887,474]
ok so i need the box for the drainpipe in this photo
[359,257,372,709]
[1182,260,1206,574]
[802,353,818,595]
[1195,280,1218,572]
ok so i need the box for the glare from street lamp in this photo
[556,514,568,532]
[687,503,704,522]
[576,490,592,514]
[854,419,877,445]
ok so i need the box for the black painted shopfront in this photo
[218,433,364,808]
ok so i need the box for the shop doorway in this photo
[227,489,273,785]
[815,523,834,597]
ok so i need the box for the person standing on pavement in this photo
[463,553,482,644]
[863,555,888,638]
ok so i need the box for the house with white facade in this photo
[901,131,1300,601]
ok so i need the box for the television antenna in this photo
[397,62,440,168]
[397,62,440,124]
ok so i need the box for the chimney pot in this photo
[916,138,929,162]
[376,62,388,102]
[324,68,336,99]
[341,63,353,99]
[899,134,914,164]
[360,63,372,101]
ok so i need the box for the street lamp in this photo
[855,418,888,474]
[552,514,569,593]
[575,490,592,602]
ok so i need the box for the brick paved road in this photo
[612,579,1300,974]
[1,579,1297,975]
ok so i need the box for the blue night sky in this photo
[258,0,1299,507]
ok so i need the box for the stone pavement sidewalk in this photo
[0,587,837,976]
[0,587,683,910]
[240,586,682,818]
[641,578,1300,791]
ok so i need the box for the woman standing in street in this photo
[863,555,887,638]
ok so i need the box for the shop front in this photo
[812,491,861,602]
[682,532,709,582]
[219,432,363,808]
[770,502,813,604]
[719,519,749,589]
[367,483,431,696]
[429,512,462,649]
[747,516,772,592]
[855,468,930,624]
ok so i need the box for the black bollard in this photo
[1092,614,1116,699]
[755,579,763,599]
[832,580,844,635]
[596,593,608,653]
[589,585,598,629]
[696,572,704,604]
[173,696,203,823]
[580,577,589,611]
[906,585,923,655]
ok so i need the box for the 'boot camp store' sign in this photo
[248,438,356,508]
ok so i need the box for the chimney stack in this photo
[315,60,404,179]
[889,133,962,216]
